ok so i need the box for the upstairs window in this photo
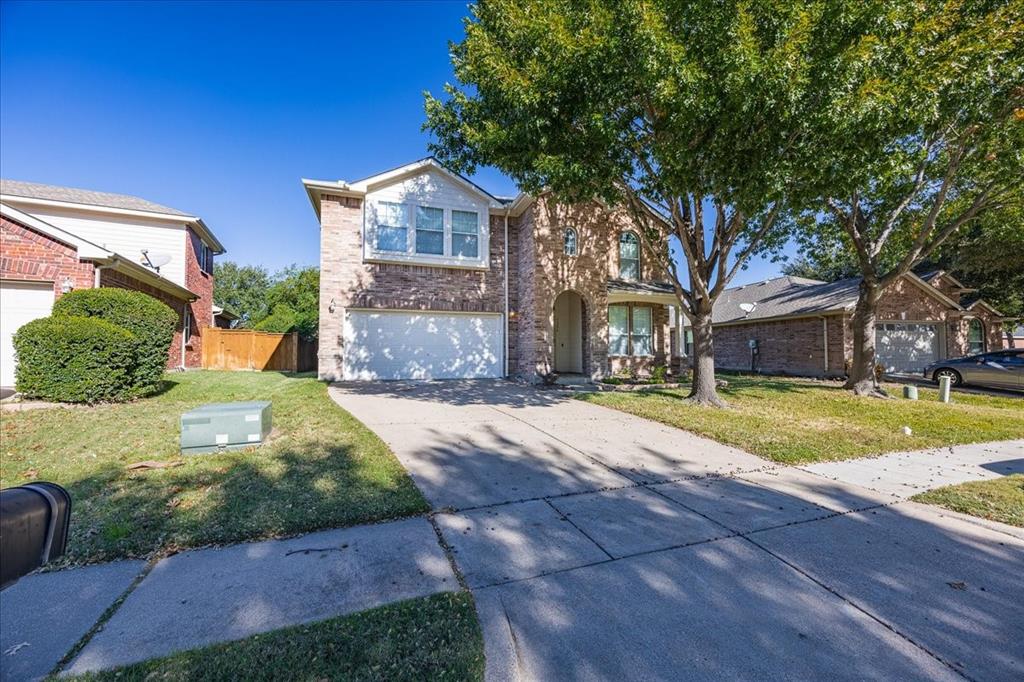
[619,232,640,280]
[451,210,479,258]
[968,319,985,355]
[199,243,214,274]
[415,206,444,255]
[376,202,408,252]
[564,228,578,256]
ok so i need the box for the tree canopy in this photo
[214,263,319,338]
[425,0,894,404]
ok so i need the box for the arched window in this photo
[564,228,578,256]
[619,232,640,280]
[968,319,985,355]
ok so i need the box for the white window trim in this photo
[608,304,655,358]
[364,200,490,270]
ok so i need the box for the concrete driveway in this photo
[330,381,1024,681]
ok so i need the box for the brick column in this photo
[318,194,363,381]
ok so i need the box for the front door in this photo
[553,291,583,373]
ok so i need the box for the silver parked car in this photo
[923,349,1024,391]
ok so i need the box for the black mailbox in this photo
[1,482,71,589]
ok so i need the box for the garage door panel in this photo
[1,281,56,387]
[875,322,938,374]
[343,311,501,380]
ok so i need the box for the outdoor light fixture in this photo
[60,277,74,294]
[329,298,337,314]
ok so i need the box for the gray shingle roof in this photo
[0,179,191,217]
[607,279,675,295]
[711,275,860,324]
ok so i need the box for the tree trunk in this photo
[844,281,888,397]
[687,311,728,407]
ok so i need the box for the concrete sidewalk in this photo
[802,439,1024,498]
[1,517,455,680]
[332,381,1024,682]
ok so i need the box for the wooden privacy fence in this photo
[202,328,317,372]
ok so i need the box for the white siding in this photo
[4,202,189,286]
[363,168,491,269]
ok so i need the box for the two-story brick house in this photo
[0,180,225,387]
[303,158,682,382]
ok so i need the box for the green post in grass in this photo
[903,385,918,400]
[938,376,952,403]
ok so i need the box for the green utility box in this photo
[180,401,272,455]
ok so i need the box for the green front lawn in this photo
[580,376,1024,464]
[0,371,428,565]
[69,592,484,682]
[912,475,1024,528]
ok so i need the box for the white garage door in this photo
[1,281,55,387]
[343,310,502,380]
[875,322,939,374]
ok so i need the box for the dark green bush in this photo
[13,316,137,403]
[53,288,177,390]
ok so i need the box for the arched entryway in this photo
[553,290,585,374]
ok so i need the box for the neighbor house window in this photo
[968,319,985,355]
[376,202,408,252]
[619,232,640,280]
[564,228,578,256]
[415,206,444,255]
[684,329,693,357]
[608,305,629,356]
[451,210,479,258]
[631,306,653,356]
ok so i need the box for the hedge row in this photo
[13,288,178,403]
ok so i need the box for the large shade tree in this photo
[793,0,1023,396]
[425,0,886,406]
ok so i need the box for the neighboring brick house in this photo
[303,157,682,382]
[0,181,225,387]
[689,271,1005,377]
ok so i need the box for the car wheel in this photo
[933,368,962,387]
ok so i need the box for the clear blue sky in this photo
[1,0,788,285]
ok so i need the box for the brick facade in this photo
[317,194,511,380]
[1,215,95,296]
[1,214,210,370]
[316,187,676,382]
[513,196,672,380]
[709,274,1002,378]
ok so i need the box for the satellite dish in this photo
[739,302,757,313]
[141,250,172,271]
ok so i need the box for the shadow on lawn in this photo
[57,438,427,566]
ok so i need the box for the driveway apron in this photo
[330,381,1024,681]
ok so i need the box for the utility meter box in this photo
[180,401,272,455]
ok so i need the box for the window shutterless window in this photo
[376,202,408,252]
[564,228,578,256]
[451,210,479,258]
[631,307,653,356]
[415,206,444,255]
[608,305,629,356]
[619,232,640,280]
[684,329,693,357]
[968,319,985,355]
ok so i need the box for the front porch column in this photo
[675,304,684,357]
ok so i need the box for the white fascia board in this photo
[0,202,111,259]
[90,253,198,301]
[301,178,365,222]
[607,290,679,305]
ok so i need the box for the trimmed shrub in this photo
[13,316,137,403]
[53,288,177,390]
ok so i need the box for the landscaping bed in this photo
[912,474,1024,528]
[68,592,484,681]
[579,375,1024,464]
[0,371,428,565]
